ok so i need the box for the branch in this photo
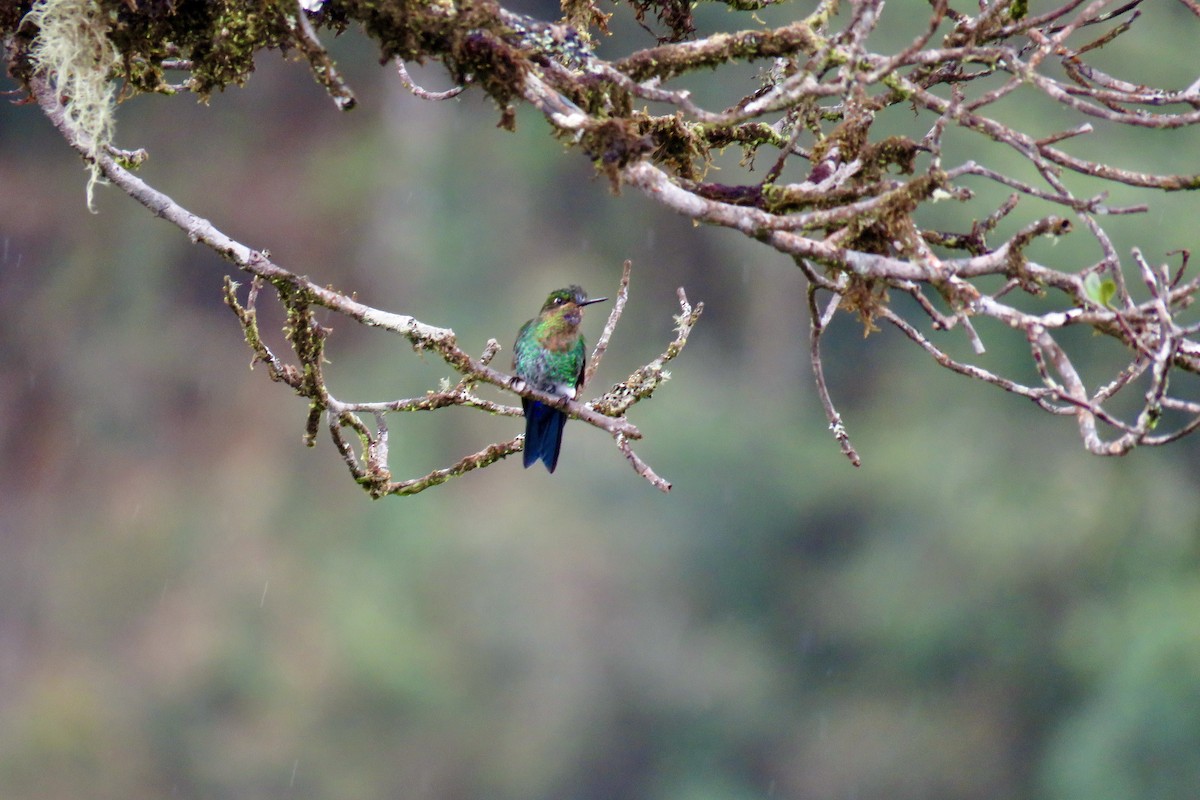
[499,1,1200,461]
[19,0,1200,472]
[33,73,700,495]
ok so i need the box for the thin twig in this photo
[586,258,632,387]
[291,2,357,110]
[396,60,465,101]
[808,286,860,467]
[616,433,671,493]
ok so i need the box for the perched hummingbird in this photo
[513,285,607,472]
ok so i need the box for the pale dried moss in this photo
[24,0,119,210]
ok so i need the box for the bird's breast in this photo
[540,329,580,352]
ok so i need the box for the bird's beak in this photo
[580,297,608,306]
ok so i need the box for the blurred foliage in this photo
[3,2,1200,799]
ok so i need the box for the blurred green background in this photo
[3,2,1200,798]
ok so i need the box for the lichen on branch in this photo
[22,0,120,208]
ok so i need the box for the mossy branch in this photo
[221,267,696,496]
[18,0,1200,467]
[32,72,697,495]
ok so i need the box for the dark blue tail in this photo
[522,399,567,473]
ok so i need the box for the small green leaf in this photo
[1083,273,1118,308]
[1099,279,1116,308]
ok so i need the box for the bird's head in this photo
[539,285,607,326]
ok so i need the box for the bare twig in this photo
[616,433,671,493]
[396,60,465,101]
[808,285,860,467]
[290,2,357,110]
[586,258,633,387]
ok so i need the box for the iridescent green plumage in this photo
[513,285,606,472]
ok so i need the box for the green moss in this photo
[560,0,609,36]
[701,121,789,150]
[624,0,693,44]
[617,20,822,82]
[639,113,710,179]
[579,112,714,184]
[187,1,294,94]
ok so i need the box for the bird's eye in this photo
[553,297,565,306]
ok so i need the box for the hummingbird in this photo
[513,285,608,472]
